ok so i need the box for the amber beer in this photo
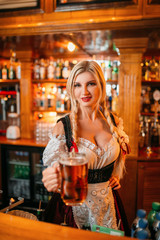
[59,153,88,206]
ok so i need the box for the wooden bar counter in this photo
[0,136,46,148]
[0,212,131,240]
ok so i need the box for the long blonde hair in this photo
[66,60,126,179]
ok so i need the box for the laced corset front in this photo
[43,134,120,229]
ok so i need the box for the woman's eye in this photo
[74,83,81,87]
[88,82,96,86]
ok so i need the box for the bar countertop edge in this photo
[0,212,132,240]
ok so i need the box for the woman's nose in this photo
[82,85,88,94]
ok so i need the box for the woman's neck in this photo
[78,106,99,121]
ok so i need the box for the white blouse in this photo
[43,134,120,169]
[43,134,120,230]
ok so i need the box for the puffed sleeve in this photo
[42,134,68,167]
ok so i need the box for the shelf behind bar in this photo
[142,79,160,86]
[32,79,67,84]
[141,112,160,116]
[32,108,70,114]
[106,80,118,85]
[0,79,20,85]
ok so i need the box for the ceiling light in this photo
[68,42,75,52]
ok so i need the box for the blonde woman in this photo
[42,60,130,232]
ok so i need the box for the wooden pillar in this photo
[114,38,148,157]
[16,50,33,139]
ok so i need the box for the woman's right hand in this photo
[42,162,61,192]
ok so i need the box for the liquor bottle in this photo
[40,87,47,110]
[151,118,159,147]
[39,59,46,80]
[112,62,118,81]
[142,87,151,113]
[2,63,8,80]
[47,57,55,80]
[50,86,56,109]
[16,60,21,80]
[131,209,147,237]
[33,59,40,80]
[56,87,62,111]
[47,92,52,109]
[148,202,160,230]
[144,59,151,81]
[37,208,44,221]
[141,58,146,78]
[106,60,112,80]
[62,60,70,79]
[138,121,146,149]
[9,58,15,80]
[55,59,61,79]
[101,62,106,77]
[134,218,150,239]
[63,88,70,110]
[61,91,65,112]
[150,57,158,80]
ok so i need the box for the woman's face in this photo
[73,71,100,109]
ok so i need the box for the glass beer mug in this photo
[58,152,88,206]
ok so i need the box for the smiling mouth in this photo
[81,97,92,102]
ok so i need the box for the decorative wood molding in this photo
[144,0,160,16]
[0,0,45,17]
[16,50,33,139]
[147,0,160,4]
[55,0,137,12]
[114,37,148,157]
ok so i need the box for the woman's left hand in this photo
[109,176,121,190]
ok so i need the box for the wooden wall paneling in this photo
[137,161,160,213]
[119,157,138,227]
[114,37,148,157]
[0,0,45,18]
[16,51,33,139]
[44,0,54,13]
[54,0,139,12]
[0,0,153,38]
[143,0,160,16]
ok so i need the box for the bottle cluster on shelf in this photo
[33,83,71,112]
[33,58,73,80]
[140,86,160,114]
[138,115,159,149]
[141,56,160,81]
[9,151,30,179]
[100,60,119,81]
[0,53,21,80]
[32,57,119,81]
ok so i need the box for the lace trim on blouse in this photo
[43,134,119,168]
[48,133,115,155]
